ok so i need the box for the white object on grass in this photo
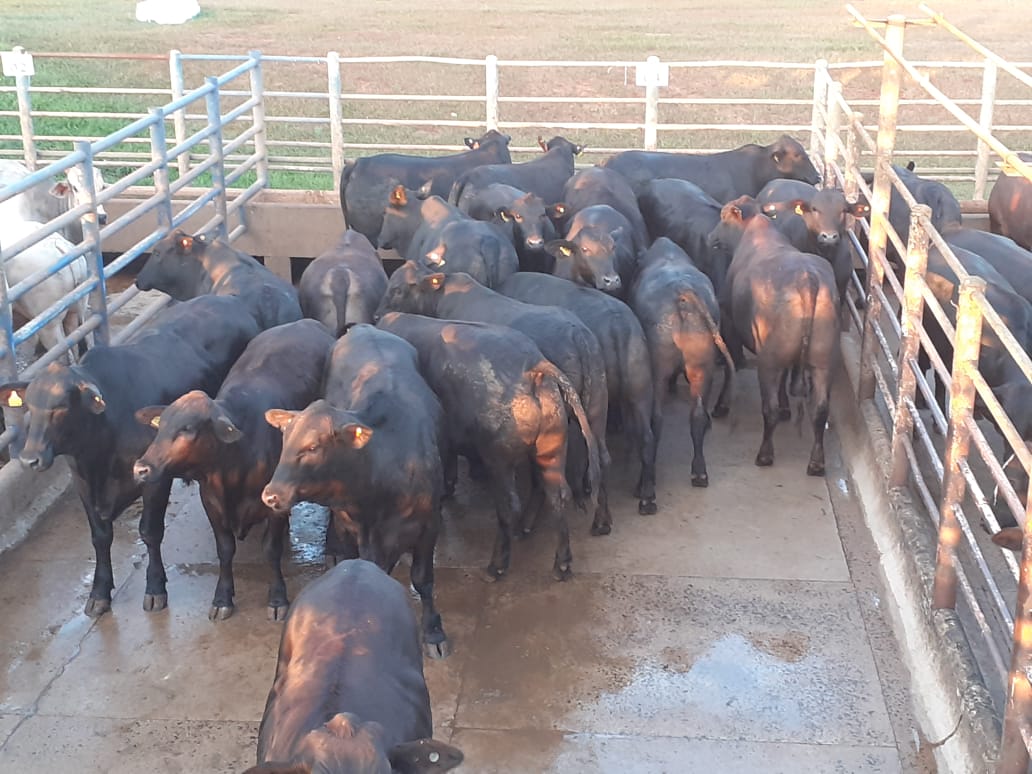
[135,0,201,25]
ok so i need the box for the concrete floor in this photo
[0,369,931,773]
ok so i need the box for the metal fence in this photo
[3,48,1031,195]
[0,54,268,453]
[811,5,1032,771]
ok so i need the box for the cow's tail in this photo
[572,326,611,469]
[328,266,353,337]
[535,360,601,514]
[790,270,821,432]
[338,159,356,227]
[677,290,735,408]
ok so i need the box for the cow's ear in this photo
[213,415,243,444]
[422,273,446,291]
[761,202,779,218]
[573,143,586,156]
[545,240,576,259]
[850,201,871,218]
[424,247,446,267]
[791,200,809,216]
[720,203,743,224]
[992,527,1023,552]
[265,409,299,431]
[547,202,567,220]
[0,382,29,409]
[389,185,408,207]
[772,151,782,165]
[388,738,464,773]
[463,137,477,149]
[135,406,166,430]
[335,422,373,449]
[77,381,106,414]
[178,234,194,253]
[496,208,513,223]
[240,763,311,774]
[48,181,71,198]
[537,135,548,152]
[416,180,433,199]
[906,160,916,172]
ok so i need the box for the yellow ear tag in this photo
[354,427,363,439]
[794,203,804,216]
[150,416,161,429]
[7,392,23,408]
[559,245,573,257]
[180,236,193,251]
[431,277,441,288]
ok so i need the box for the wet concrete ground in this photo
[0,369,929,773]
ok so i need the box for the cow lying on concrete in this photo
[244,559,463,774]
[299,229,388,335]
[132,320,335,621]
[136,229,302,330]
[0,295,258,616]
[262,324,451,658]
[709,196,840,476]
[377,312,600,582]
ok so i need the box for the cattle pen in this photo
[2,3,1032,772]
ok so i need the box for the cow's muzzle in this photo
[133,460,154,484]
[817,231,840,247]
[262,483,291,513]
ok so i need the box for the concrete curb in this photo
[0,457,71,557]
[832,329,1000,774]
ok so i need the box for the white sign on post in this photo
[635,60,669,88]
[1,50,35,78]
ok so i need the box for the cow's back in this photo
[989,163,1032,251]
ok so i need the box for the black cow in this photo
[262,325,451,658]
[0,295,259,617]
[630,238,734,488]
[757,179,870,303]
[243,559,463,774]
[864,165,962,265]
[377,183,454,257]
[456,182,562,273]
[497,271,659,514]
[709,196,840,476]
[299,230,388,335]
[546,204,638,294]
[376,312,600,582]
[941,225,1032,303]
[988,154,1032,251]
[449,136,584,208]
[637,178,727,295]
[136,229,302,330]
[559,166,649,253]
[602,135,820,202]
[375,264,612,534]
[339,129,512,244]
[131,320,335,621]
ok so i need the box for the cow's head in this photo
[496,192,559,252]
[50,164,108,226]
[243,714,463,774]
[132,391,244,484]
[136,229,210,297]
[375,261,445,320]
[770,135,820,186]
[1,364,106,472]
[772,189,870,256]
[464,129,512,151]
[547,230,622,294]
[378,181,433,252]
[540,136,586,157]
[262,401,374,512]
[706,195,762,263]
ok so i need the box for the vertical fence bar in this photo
[810,58,830,165]
[327,51,344,189]
[889,205,932,487]
[13,47,37,170]
[643,55,661,151]
[843,111,863,203]
[169,50,189,179]
[973,58,999,201]
[0,236,21,451]
[999,481,1032,773]
[247,50,269,188]
[485,54,499,131]
[932,276,986,610]
[204,77,230,242]
[859,15,906,402]
[75,141,109,347]
[823,82,843,186]
[149,107,173,236]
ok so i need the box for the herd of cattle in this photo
[0,132,1031,773]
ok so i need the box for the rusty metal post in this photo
[999,478,1032,773]
[843,111,863,202]
[823,82,842,186]
[859,15,906,402]
[890,204,932,487]
[810,58,829,166]
[932,276,986,610]
[973,58,998,201]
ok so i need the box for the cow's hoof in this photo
[84,598,111,618]
[267,603,289,622]
[143,593,167,612]
[481,566,505,583]
[691,473,709,488]
[424,637,452,660]
[552,563,573,582]
[590,522,611,536]
[209,604,234,621]
[755,454,774,467]
[638,499,657,515]
[712,404,729,419]
[806,462,825,477]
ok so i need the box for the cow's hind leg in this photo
[139,477,173,611]
[755,364,782,467]
[485,461,519,582]
[411,515,450,658]
[535,428,574,581]
[262,512,290,621]
[807,368,832,477]
[777,370,792,421]
[686,364,714,487]
[630,392,658,514]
